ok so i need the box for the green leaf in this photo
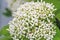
[0,25,12,40]
[53,26,60,40]
[3,8,12,17]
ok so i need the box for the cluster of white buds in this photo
[8,0,56,40]
[6,0,25,11]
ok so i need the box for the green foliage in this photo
[53,26,60,40]
[3,8,12,17]
[0,25,12,40]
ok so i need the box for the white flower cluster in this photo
[8,1,56,40]
[6,0,25,11]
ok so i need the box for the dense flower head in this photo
[8,1,56,40]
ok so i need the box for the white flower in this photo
[6,0,25,11]
[8,0,56,40]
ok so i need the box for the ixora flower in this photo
[8,0,56,40]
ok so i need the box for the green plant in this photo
[3,8,12,17]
